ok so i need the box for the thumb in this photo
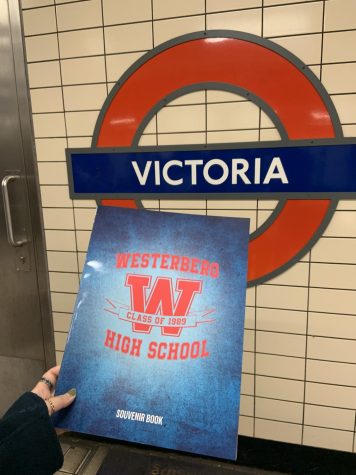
[48,388,76,414]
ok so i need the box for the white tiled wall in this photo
[21,0,356,453]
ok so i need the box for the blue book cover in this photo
[54,206,249,460]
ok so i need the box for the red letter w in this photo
[125,274,202,336]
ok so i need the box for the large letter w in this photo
[125,274,202,336]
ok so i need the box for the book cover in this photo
[54,206,249,460]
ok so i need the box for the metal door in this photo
[0,0,55,415]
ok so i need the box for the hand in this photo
[31,365,76,416]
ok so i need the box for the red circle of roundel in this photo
[95,33,337,286]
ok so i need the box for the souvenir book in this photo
[54,206,249,460]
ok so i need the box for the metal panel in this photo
[0,0,55,414]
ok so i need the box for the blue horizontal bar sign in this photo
[67,140,356,199]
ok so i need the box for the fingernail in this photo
[67,388,76,398]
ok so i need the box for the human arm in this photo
[0,366,76,475]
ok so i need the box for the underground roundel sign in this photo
[67,30,356,287]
